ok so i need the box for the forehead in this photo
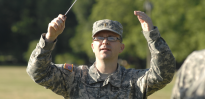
[94,30,119,37]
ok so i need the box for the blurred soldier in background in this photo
[26,11,176,99]
[172,49,205,99]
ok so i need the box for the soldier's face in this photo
[91,30,124,60]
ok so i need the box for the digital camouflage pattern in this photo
[92,19,123,37]
[171,49,205,99]
[27,26,176,99]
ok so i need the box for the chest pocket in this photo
[108,84,134,99]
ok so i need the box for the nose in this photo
[102,38,110,45]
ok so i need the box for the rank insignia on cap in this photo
[64,63,73,72]
[104,23,106,27]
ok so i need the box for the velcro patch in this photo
[64,63,73,72]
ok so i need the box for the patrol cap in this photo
[92,19,123,37]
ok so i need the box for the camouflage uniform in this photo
[171,49,205,99]
[27,19,175,99]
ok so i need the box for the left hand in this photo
[134,11,154,31]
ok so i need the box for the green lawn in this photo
[0,66,175,99]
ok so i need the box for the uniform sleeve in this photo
[26,33,75,98]
[136,27,176,96]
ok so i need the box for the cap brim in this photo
[92,28,122,37]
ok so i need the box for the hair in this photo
[119,36,123,43]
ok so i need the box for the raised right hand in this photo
[134,11,154,31]
[45,14,66,42]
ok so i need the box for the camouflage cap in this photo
[92,19,123,37]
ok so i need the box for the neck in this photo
[95,58,118,74]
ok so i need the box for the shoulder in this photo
[177,49,205,80]
[73,64,89,74]
[182,49,205,68]
[187,49,205,59]
[55,63,89,73]
[75,65,89,70]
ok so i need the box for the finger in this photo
[134,11,141,16]
[49,22,58,31]
[55,18,64,28]
[58,14,66,29]
[138,16,148,21]
[58,14,66,22]
[137,11,147,16]
[52,18,62,30]
[134,11,148,19]
[135,12,145,22]
[59,19,64,28]
[134,11,144,15]
[137,16,145,23]
[138,13,147,19]
[59,17,66,29]
[136,12,151,23]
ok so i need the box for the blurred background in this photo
[0,0,204,99]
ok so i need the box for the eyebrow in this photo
[96,34,118,37]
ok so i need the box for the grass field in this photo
[0,66,176,99]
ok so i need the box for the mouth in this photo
[100,48,111,51]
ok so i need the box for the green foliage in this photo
[55,53,85,65]
[70,0,96,63]
[71,0,205,66]
[0,0,78,64]
[151,0,205,62]
[1,0,205,66]
[23,40,39,61]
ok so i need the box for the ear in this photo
[119,43,125,53]
[91,43,95,53]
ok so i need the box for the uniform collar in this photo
[88,63,124,88]
[88,64,100,84]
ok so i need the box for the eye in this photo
[94,37,104,41]
[97,37,104,40]
[108,37,117,41]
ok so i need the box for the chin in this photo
[100,55,112,60]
